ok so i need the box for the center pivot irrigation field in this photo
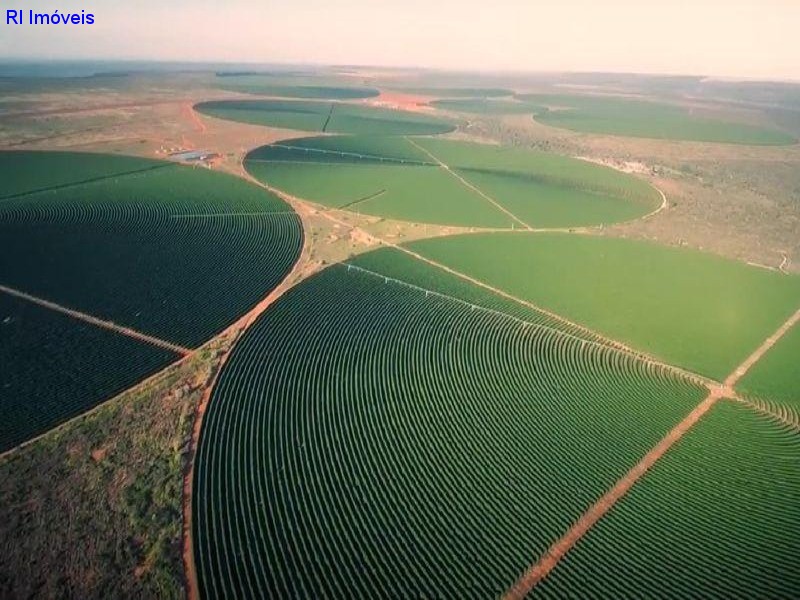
[535,401,800,598]
[245,136,661,228]
[217,79,379,100]
[407,232,800,380]
[193,251,707,598]
[194,99,455,135]
[0,151,302,451]
[517,93,796,145]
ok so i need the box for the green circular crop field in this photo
[193,257,705,598]
[194,99,455,135]
[0,151,302,451]
[245,135,661,228]
[517,93,796,145]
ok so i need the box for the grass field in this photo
[193,261,705,598]
[535,401,800,598]
[406,232,800,380]
[194,99,455,135]
[0,151,302,449]
[245,136,660,228]
[737,321,800,407]
[517,93,796,145]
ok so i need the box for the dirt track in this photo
[179,200,312,600]
[405,136,533,230]
[503,306,800,598]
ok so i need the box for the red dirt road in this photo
[180,208,311,600]
[503,386,725,600]
[503,306,800,599]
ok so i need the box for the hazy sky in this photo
[1,0,798,80]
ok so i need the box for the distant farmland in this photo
[517,93,796,145]
[194,99,455,135]
[387,86,513,97]
[218,78,379,100]
[0,151,302,451]
[245,136,660,228]
[431,98,544,114]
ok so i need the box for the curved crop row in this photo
[193,262,706,598]
[0,151,303,450]
[535,400,800,598]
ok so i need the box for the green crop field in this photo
[193,259,706,598]
[0,294,178,452]
[388,86,513,97]
[517,93,796,145]
[431,98,544,114]
[218,77,379,99]
[535,401,800,598]
[413,138,661,227]
[406,232,800,380]
[737,322,800,407]
[0,151,302,449]
[245,136,660,228]
[194,99,455,135]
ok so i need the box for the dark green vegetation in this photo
[0,151,302,450]
[193,256,706,598]
[737,322,800,408]
[407,233,800,380]
[431,98,543,114]
[388,86,512,97]
[517,93,796,145]
[217,75,379,99]
[0,294,177,452]
[245,136,660,228]
[1,340,224,599]
[536,401,800,598]
[194,99,455,135]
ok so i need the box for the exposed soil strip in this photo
[779,253,790,274]
[405,137,533,230]
[725,308,800,387]
[185,103,207,134]
[180,202,311,600]
[503,306,800,598]
[321,103,335,133]
[503,386,727,600]
[339,189,387,210]
[0,283,192,356]
[0,163,176,203]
